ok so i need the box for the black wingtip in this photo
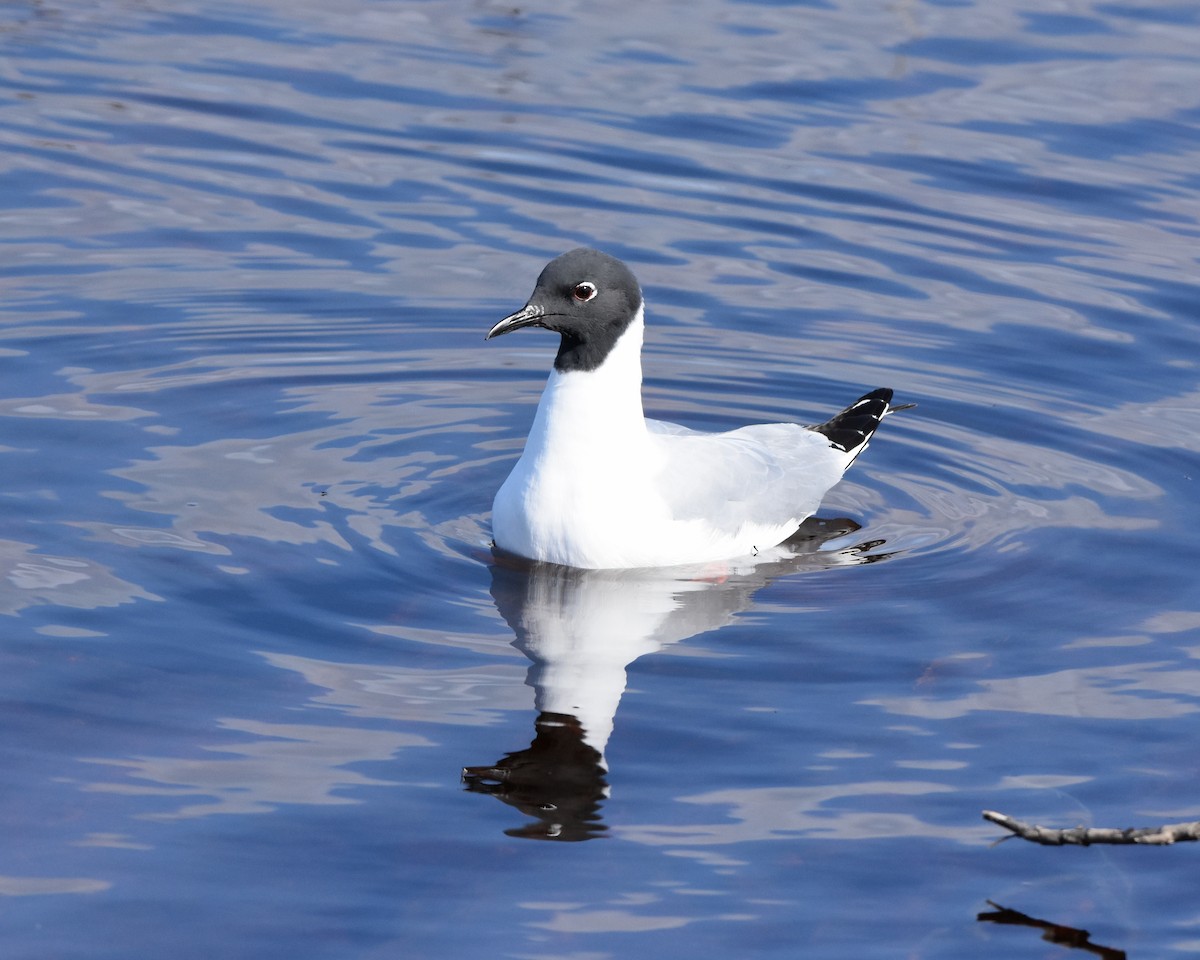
[810,387,908,455]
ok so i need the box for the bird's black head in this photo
[485,247,643,373]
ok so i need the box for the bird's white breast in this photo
[492,309,677,567]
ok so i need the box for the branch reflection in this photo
[978,900,1126,960]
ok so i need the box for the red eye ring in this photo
[572,282,597,302]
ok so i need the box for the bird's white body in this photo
[492,308,855,569]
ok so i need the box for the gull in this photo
[485,247,911,569]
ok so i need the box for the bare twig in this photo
[983,809,1200,845]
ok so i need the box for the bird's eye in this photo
[572,282,597,302]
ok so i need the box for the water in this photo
[2,0,1199,956]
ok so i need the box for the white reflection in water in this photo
[97,433,403,554]
[509,522,878,745]
[71,833,153,850]
[865,662,1200,721]
[1082,386,1200,453]
[462,520,893,840]
[0,876,111,897]
[261,654,531,726]
[617,780,996,846]
[0,539,160,615]
[80,718,430,820]
[0,392,153,422]
[522,904,723,933]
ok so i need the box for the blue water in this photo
[2,0,1199,957]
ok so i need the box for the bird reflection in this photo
[463,517,891,840]
[463,711,609,841]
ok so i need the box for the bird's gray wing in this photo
[648,421,850,530]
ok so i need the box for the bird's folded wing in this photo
[648,421,849,530]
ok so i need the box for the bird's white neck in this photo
[527,305,647,454]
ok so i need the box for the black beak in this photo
[485,303,546,340]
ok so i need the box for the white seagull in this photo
[486,248,911,570]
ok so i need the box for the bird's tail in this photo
[810,388,914,462]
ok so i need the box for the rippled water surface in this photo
[3,0,1200,957]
